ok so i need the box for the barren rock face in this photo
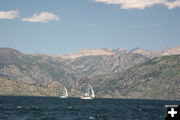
[161,46,180,56]
[52,48,127,59]
[67,53,149,76]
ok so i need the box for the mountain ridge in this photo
[0,46,179,100]
[52,46,180,59]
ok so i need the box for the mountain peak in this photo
[130,47,148,52]
[161,46,180,56]
[53,48,115,59]
[0,48,21,55]
[52,48,128,59]
[114,48,127,53]
[129,48,157,58]
[44,46,180,59]
[0,48,25,64]
[79,48,114,54]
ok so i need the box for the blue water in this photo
[0,96,179,120]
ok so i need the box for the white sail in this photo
[60,86,68,98]
[85,92,88,96]
[89,84,95,98]
[81,84,95,99]
[63,87,68,97]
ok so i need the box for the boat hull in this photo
[80,96,93,99]
[60,96,68,98]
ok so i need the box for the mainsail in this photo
[60,86,68,98]
[82,84,95,99]
[89,84,95,98]
[63,86,68,97]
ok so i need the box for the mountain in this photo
[129,46,180,58]
[0,78,82,97]
[0,77,63,96]
[0,48,27,65]
[53,48,150,76]
[86,55,180,100]
[52,48,127,59]
[0,48,84,87]
[161,46,180,56]
[66,53,149,76]
[0,46,179,100]
[129,47,159,58]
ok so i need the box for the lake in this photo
[0,96,179,120]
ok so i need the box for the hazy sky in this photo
[0,0,180,55]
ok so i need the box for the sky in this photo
[0,0,180,55]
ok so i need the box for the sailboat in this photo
[81,84,95,99]
[60,86,68,98]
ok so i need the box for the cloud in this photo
[22,12,60,23]
[0,10,19,19]
[93,0,180,9]
[88,24,97,28]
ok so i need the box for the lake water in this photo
[0,96,179,120]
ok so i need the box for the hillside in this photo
[0,48,84,88]
[88,55,180,100]
[0,78,82,97]
[0,47,179,100]
[66,53,149,76]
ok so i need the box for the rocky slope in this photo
[0,48,83,87]
[129,48,159,58]
[52,46,180,59]
[161,46,180,56]
[66,53,149,76]
[85,55,180,100]
[52,48,127,59]
[0,78,82,97]
[0,47,180,100]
